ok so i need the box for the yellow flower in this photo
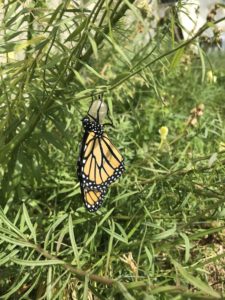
[159,126,169,140]
[159,126,170,152]
[136,0,149,10]
[207,70,217,83]
[219,142,225,152]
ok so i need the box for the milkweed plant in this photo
[0,0,225,299]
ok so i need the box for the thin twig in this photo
[34,244,116,286]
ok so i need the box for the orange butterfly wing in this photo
[81,132,124,186]
[82,188,106,212]
[77,118,125,212]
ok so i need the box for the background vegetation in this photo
[0,0,225,299]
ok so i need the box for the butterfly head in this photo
[82,117,91,128]
[82,116,104,135]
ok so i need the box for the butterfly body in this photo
[77,114,124,212]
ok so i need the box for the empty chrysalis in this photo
[88,99,108,123]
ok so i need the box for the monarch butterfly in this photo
[77,98,125,212]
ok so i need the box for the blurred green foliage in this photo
[0,0,225,299]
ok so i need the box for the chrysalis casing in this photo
[88,100,107,123]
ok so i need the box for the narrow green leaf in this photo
[0,226,22,239]
[115,222,128,243]
[78,61,105,79]
[5,31,24,41]
[12,258,65,266]
[47,3,63,28]
[5,7,24,27]
[14,35,46,51]
[172,260,220,298]
[98,208,114,227]
[198,45,206,82]
[65,19,87,42]
[144,246,153,269]
[88,34,98,59]
[0,209,27,239]
[150,285,183,294]
[0,249,19,265]
[73,70,86,87]
[23,203,37,243]
[69,214,81,267]
[152,225,176,241]
[56,226,69,254]
[180,232,190,263]
[44,214,68,249]
[127,221,141,240]
[85,224,98,247]
[103,227,128,244]
[208,152,218,167]
[47,266,53,300]
[83,275,89,300]
[0,234,33,248]
[170,47,184,70]
[189,226,225,241]
[105,220,115,274]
